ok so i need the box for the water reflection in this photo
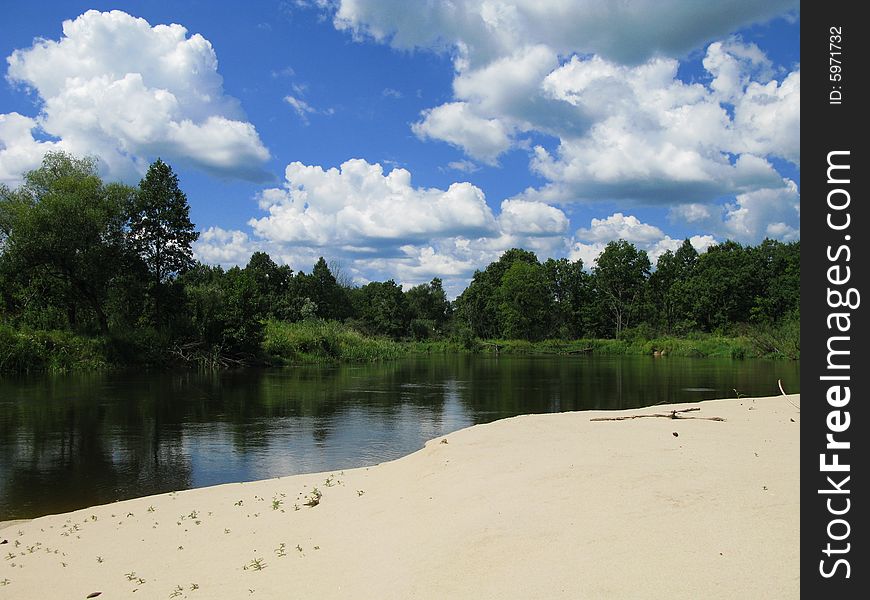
[0,355,799,519]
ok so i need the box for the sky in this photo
[0,1,800,296]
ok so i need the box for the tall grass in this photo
[263,319,404,363]
[0,325,108,373]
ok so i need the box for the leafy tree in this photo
[648,239,698,333]
[455,248,539,339]
[291,258,352,322]
[591,240,651,339]
[180,264,264,361]
[405,277,451,338]
[352,280,410,339]
[129,159,199,329]
[498,261,553,340]
[542,257,588,338]
[243,251,293,320]
[749,239,800,323]
[0,152,134,333]
[686,240,758,331]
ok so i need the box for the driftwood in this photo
[591,407,726,422]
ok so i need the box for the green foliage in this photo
[590,240,651,339]
[0,152,134,333]
[129,159,199,329]
[263,319,403,363]
[405,278,451,335]
[0,325,107,373]
[0,152,801,370]
[351,279,410,338]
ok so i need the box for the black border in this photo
[802,4,866,596]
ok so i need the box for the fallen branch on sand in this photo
[591,407,726,422]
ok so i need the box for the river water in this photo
[0,354,799,519]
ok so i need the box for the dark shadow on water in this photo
[0,355,799,519]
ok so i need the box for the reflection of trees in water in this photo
[0,374,192,519]
[0,357,799,519]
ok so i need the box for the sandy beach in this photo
[0,395,799,599]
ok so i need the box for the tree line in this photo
[0,153,799,368]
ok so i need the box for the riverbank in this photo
[0,394,799,598]
[1,317,799,373]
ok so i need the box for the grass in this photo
[0,325,108,373]
[263,319,404,363]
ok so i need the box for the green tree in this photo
[498,261,553,340]
[686,240,758,331]
[405,277,451,338]
[352,280,410,339]
[591,240,651,339]
[648,239,698,333]
[542,257,588,338]
[455,248,539,339]
[243,251,293,320]
[129,159,199,329]
[0,152,134,333]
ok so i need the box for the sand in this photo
[0,395,799,599]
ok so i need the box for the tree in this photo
[0,152,133,333]
[352,280,410,339]
[243,251,293,320]
[648,239,698,333]
[309,257,351,321]
[406,277,451,338]
[497,261,553,340]
[455,248,539,339]
[542,257,588,338]
[591,240,651,339]
[129,159,199,329]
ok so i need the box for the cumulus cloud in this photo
[2,9,270,182]
[249,158,500,248]
[0,112,62,185]
[327,0,800,246]
[332,0,797,67]
[412,102,513,165]
[569,212,717,266]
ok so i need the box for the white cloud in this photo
[332,0,797,67]
[445,159,480,173]
[576,213,665,244]
[412,102,512,165]
[0,112,62,185]
[330,1,799,220]
[249,158,500,248]
[666,179,800,243]
[722,179,800,242]
[194,227,257,267]
[569,212,718,267]
[498,199,568,236]
[3,9,270,182]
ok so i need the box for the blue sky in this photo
[0,1,800,295]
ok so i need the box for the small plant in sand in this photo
[188,510,198,520]
[244,557,266,571]
[170,584,184,598]
[271,497,283,511]
[234,500,244,506]
[357,490,365,497]
[224,528,231,534]
[0,578,10,586]
[190,583,199,590]
[274,543,287,557]
[304,488,323,507]
[96,556,104,563]
[147,506,155,513]
[324,475,335,487]
[125,571,138,581]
